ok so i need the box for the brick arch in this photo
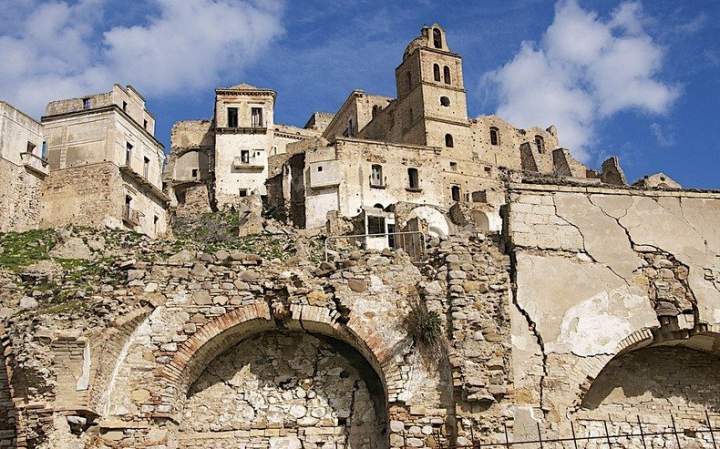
[569,328,720,413]
[156,303,406,419]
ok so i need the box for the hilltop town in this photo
[0,24,718,449]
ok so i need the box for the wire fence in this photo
[429,411,719,449]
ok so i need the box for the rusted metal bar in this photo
[570,420,579,449]
[637,415,648,449]
[537,422,544,449]
[603,421,612,449]
[707,410,718,449]
[671,415,682,449]
[505,422,512,449]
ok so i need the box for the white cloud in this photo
[0,0,284,117]
[649,122,674,147]
[483,0,679,162]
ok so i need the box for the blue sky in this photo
[1,0,718,188]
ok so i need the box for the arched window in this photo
[433,28,442,49]
[490,127,500,146]
[451,185,461,202]
[535,135,545,153]
[433,64,441,82]
[440,96,450,107]
[445,134,454,148]
[443,66,451,84]
[406,72,412,90]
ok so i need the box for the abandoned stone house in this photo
[1,21,719,449]
[0,84,169,238]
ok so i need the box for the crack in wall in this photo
[552,195,632,289]
[508,250,548,413]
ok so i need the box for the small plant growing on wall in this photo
[403,296,444,358]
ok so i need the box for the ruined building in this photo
[0,22,719,449]
[1,85,168,238]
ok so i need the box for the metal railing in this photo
[20,151,49,175]
[429,412,719,449]
[324,231,426,262]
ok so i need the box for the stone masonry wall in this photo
[0,159,43,233]
[40,162,124,230]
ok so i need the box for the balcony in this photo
[122,205,141,227]
[20,151,49,176]
[216,126,267,135]
[232,157,264,171]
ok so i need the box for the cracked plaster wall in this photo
[507,184,720,432]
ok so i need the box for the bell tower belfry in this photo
[394,24,471,158]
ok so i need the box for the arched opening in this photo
[433,28,442,49]
[440,96,450,107]
[581,345,720,416]
[534,135,545,153]
[433,64,441,82]
[406,72,412,91]
[179,330,389,448]
[490,127,500,146]
[372,105,380,119]
[443,66,451,85]
[445,134,454,148]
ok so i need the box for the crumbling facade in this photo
[40,84,169,237]
[1,20,718,449]
[0,102,47,232]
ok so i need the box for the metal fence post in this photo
[570,420,579,449]
[603,421,612,449]
[671,415,682,449]
[637,415,647,449]
[707,410,718,449]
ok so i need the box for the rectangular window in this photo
[240,150,250,164]
[122,101,128,112]
[153,215,159,234]
[125,142,133,165]
[41,141,48,159]
[239,189,248,197]
[82,98,91,109]
[251,107,263,127]
[143,119,148,130]
[191,168,198,178]
[367,216,385,235]
[227,108,238,128]
[143,156,150,178]
[26,141,36,154]
[370,164,383,187]
[407,167,419,190]
[449,161,458,171]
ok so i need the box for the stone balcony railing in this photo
[232,157,264,170]
[20,151,49,176]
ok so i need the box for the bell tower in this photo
[394,24,471,158]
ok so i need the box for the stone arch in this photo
[157,303,405,420]
[580,345,720,413]
[570,329,720,415]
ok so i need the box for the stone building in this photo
[2,20,720,449]
[39,84,169,237]
[166,84,321,212]
[0,102,47,232]
[265,24,593,239]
